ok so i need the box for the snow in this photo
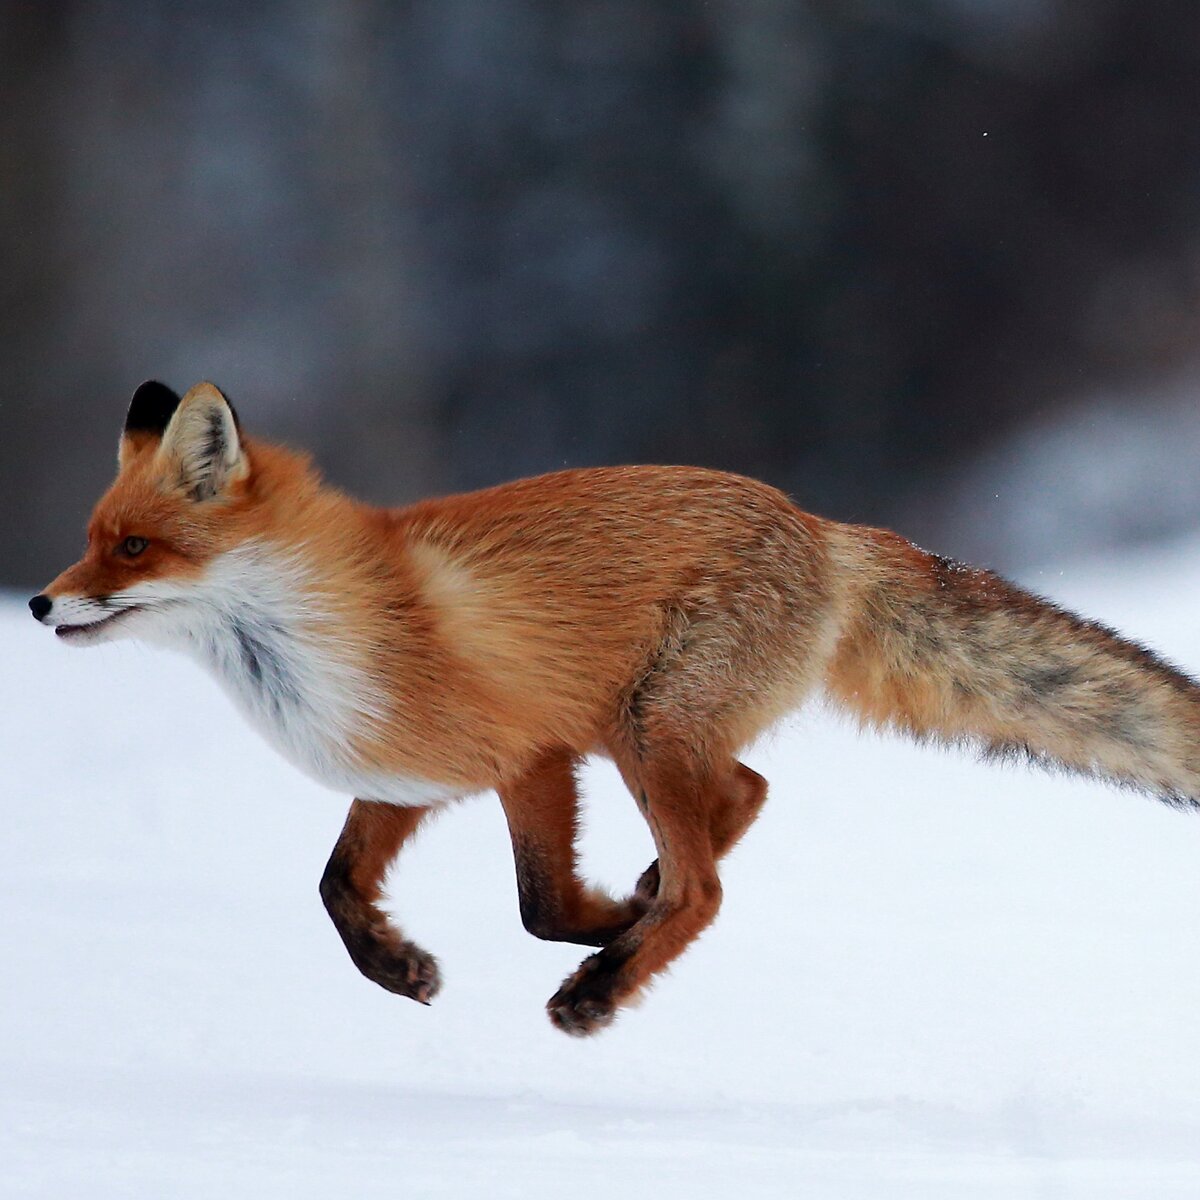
[6,539,1200,1197]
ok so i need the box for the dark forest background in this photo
[4,1,1200,587]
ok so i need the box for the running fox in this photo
[30,381,1200,1035]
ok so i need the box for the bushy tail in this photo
[823,526,1200,810]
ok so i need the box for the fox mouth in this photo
[55,605,143,640]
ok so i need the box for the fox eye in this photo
[119,536,149,557]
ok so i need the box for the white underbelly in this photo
[292,746,465,807]
[229,684,463,806]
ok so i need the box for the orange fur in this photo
[34,381,1200,1035]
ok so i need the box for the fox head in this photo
[30,380,263,645]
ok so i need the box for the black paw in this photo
[350,933,441,1004]
[547,952,624,1037]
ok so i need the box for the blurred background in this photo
[4,0,1200,588]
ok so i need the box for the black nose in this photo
[29,594,52,621]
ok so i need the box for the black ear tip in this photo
[125,380,183,435]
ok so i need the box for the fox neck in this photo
[168,538,462,807]
[157,541,365,756]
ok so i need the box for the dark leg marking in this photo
[319,801,440,1004]
[511,834,640,946]
[319,852,440,1003]
[547,939,639,1037]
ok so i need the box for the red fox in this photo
[30,381,1200,1035]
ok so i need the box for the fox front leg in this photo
[499,750,646,947]
[319,799,440,1003]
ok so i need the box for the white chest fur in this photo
[155,544,459,807]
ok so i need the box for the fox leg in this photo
[319,799,440,1003]
[633,760,768,905]
[499,749,644,947]
[708,762,770,855]
[548,752,726,1036]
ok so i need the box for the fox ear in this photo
[125,380,183,435]
[157,382,249,501]
[119,380,183,469]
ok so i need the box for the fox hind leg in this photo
[633,760,768,906]
[548,750,726,1036]
[709,762,769,857]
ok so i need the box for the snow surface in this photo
[6,540,1200,1197]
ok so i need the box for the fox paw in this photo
[353,937,441,1005]
[547,953,624,1037]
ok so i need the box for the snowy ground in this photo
[5,540,1200,1198]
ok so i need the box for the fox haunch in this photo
[31,380,1200,1035]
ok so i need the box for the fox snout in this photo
[28,588,143,642]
